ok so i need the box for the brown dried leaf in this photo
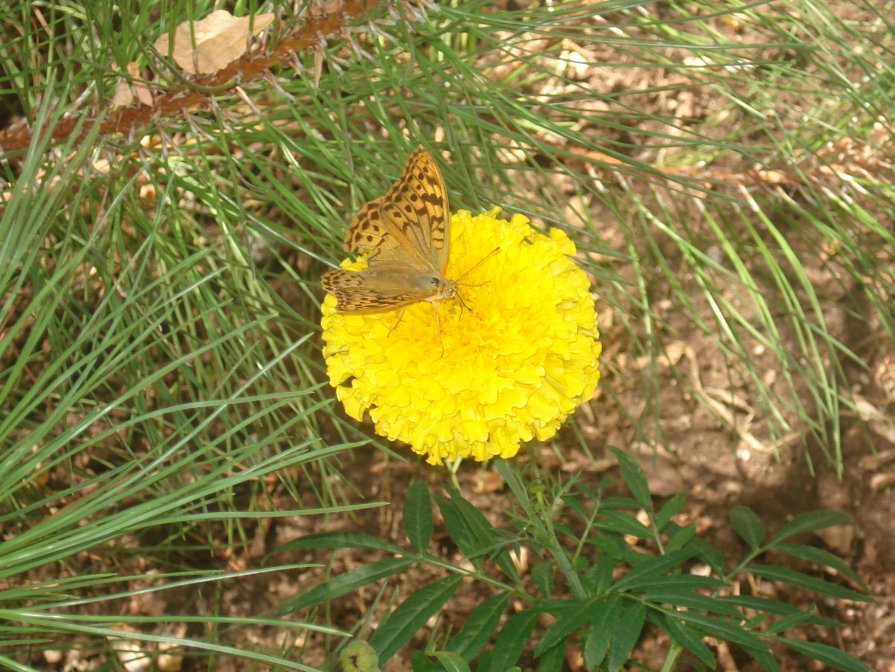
[112,62,153,108]
[153,9,275,75]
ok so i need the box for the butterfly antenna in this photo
[455,246,500,284]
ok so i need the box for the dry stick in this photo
[0,0,379,155]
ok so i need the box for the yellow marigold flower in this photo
[321,208,601,465]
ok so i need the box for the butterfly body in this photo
[322,147,454,313]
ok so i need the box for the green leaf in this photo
[277,531,403,555]
[597,510,653,540]
[688,536,726,575]
[483,608,538,672]
[613,548,699,590]
[404,481,433,554]
[640,590,740,617]
[446,593,510,661]
[429,650,471,672]
[666,523,697,551]
[370,575,463,663]
[729,505,765,549]
[773,543,865,587]
[606,601,646,672]
[770,510,852,544]
[778,637,870,672]
[537,640,565,672]
[748,564,872,602]
[279,557,414,615]
[531,560,554,597]
[609,447,652,510]
[583,594,620,670]
[436,490,519,583]
[583,554,614,595]
[661,615,715,668]
[535,597,599,656]
[672,612,771,653]
[655,493,688,530]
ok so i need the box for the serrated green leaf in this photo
[610,447,652,510]
[279,557,414,615]
[687,536,726,574]
[661,615,715,668]
[483,608,538,672]
[370,575,463,662]
[537,640,565,672]
[773,543,865,587]
[437,495,482,570]
[583,594,620,670]
[597,510,652,540]
[429,650,471,672]
[535,597,599,656]
[778,637,870,672]
[672,612,771,652]
[640,590,740,617]
[666,523,697,551]
[583,554,614,595]
[278,531,403,555]
[405,481,433,554]
[614,548,699,590]
[764,609,820,634]
[748,564,872,602]
[748,649,780,672]
[436,491,519,583]
[729,505,765,549]
[446,593,510,661]
[531,560,554,597]
[771,510,852,544]
[606,601,646,672]
[655,493,688,530]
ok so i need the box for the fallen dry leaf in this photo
[111,62,153,108]
[154,9,275,75]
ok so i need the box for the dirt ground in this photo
[9,3,895,671]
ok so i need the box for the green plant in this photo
[282,451,870,672]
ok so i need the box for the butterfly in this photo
[321,147,458,312]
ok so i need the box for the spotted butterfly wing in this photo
[322,147,456,312]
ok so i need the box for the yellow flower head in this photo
[321,208,601,465]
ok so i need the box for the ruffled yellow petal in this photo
[321,208,601,465]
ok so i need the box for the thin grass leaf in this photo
[277,532,404,555]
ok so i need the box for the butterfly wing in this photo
[344,148,450,275]
[321,267,437,312]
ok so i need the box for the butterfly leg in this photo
[427,299,446,356]
[387,307,409,336]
